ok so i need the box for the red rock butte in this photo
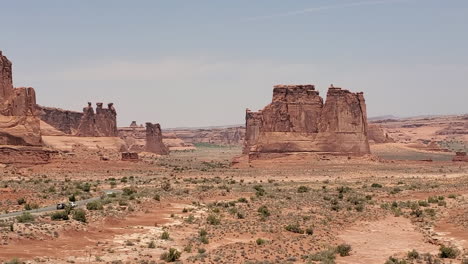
[0,51,41,146]
[244,84,370,155]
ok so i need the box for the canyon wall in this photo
[166,126,245,146]
[0,51,41,146]
[244,85,370,155]
[37,105,83,134]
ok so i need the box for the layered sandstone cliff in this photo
[0,51,41,146]
[244,85,370,155]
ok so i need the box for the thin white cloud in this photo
[243,0,414,21]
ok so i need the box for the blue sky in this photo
[1,0,467,127]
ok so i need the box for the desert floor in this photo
[0,144,467,264]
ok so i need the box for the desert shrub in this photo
[237,197,248,203]
[448,194,457,199]
[161,231,170,240]
[336,243,352,256]
[197,248,206,254]
[256,238,266,245]
[16,212,34,223]
[17,198,26,205]
[305,227,314,235]
[206,214,220,225]
[160,248,181,262]
[69,194,76,202]
[257,205,270,218]
[428,196,438,204]
[122,187,136,196]
[86,201,103,210]
[148,240,156,248]
[285,223,304,234]
[81,182,91,192]
[371,183,383,188]
[73,209,87,223]
[4,258,24,264]
[254,185,266,197]
[307,249,336,263]
[153,194,161,201]
[297,186,310,193]
[439,245,459,258]
[407,249,419,259]
[185,214,195,223]
[418,200,429,207]
[51,211,69,221]
[385,257,408,264]
[236,212,245,219]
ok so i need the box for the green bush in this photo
[371,183,383,188]
[439,245,459,259]
[123,187,137,196]
[69,194,76,202]
[256,238,266,245]
[73,209,87,223]
[305,227,314,235]
[257,205,270,217]
[161,231,170,240]
[336,243,352,256]
[51,211,69,221]
[16,212,34,223]
[407,249,419,259]
[17,198,26,205]
[285,223,304,234]
[86,201,103,210]
[297,186,310,193]
[160,248,181,262]
[206,214,220,225]
[148,240,156,248]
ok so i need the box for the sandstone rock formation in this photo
[368,124,394,143]
[37,105,83,134]
[119,122,194,152]
[145,122,169,155]
[76,102,117,137]
[0,51,41,146]
[244,85,370,155]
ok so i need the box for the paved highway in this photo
[0,189,121,219]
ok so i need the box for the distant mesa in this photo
[243,84,370,157]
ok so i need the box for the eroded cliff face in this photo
[0,51,41,146]
[76,102,117,137]
[37,105,83,135]
[145,122,169,155]
[244,85,370,155]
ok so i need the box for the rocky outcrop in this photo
[368,124,394,143]
[76,102,117,137]
[37,105,83,134]
[244,85,370,155]
[453,152,468,162]
[0,51,41,146]
[0,146,55,165]
[121,152,139,161]
[145,122,169,155]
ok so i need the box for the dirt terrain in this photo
[0,144,466,264]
